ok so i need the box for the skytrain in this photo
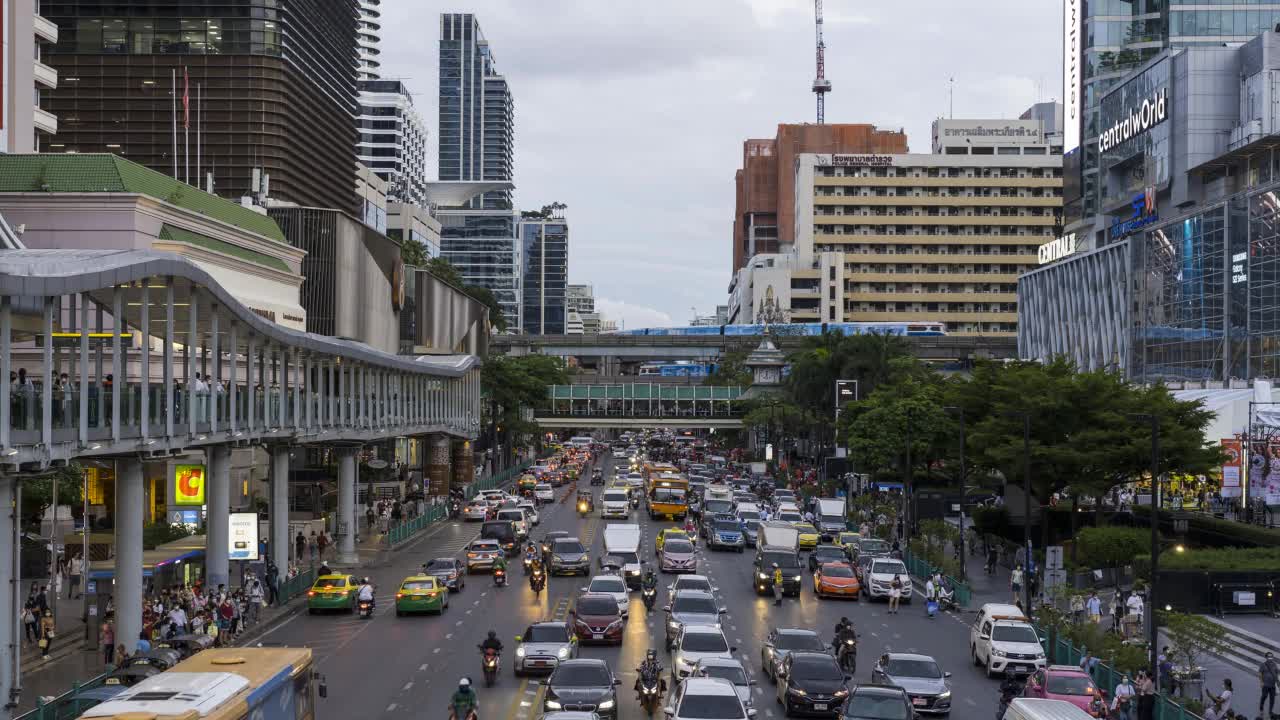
[613,321,946,337]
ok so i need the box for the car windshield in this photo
[815,548,845,560]
[591,577,627,593]
[822,565,855,578]
[674,579,712,593]
[552,664,611,687]
[654,488,686,502]
[775,633,825,651]
[793,656,844,680]
[872,561,907,576]
[608,551,639,564]
[665,540,694,554]
[860,539,890,554]
[554,541,585,554]
[713,520,740,532]
[737,511,760,521]
[498,512,523,521]
[536,484,552,491]
[779,513,801,522]
[314,578,346,588]
[701,665,748,685]
[673,596,718,614]
[681,632,729,653]
[576,597,618,616]
[703,500,734,514]
[843,694,909,720]
[425,560,455,572]
[472,542,500,552]
[604,492,628,502]
[401,581,436,591]
[524,625,570,643]
[885,659,942,679]
[1046,673,1094,695]
[992,625,1040,644]
[762,552,800,569]
[678,694,745,720]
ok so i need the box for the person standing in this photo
[38,610,55,660]
[1086,590,1103,624]
[771,564,784,606]
[294,532,306,565]
[307,531,318,563]
[1203,678,1233,720]
[1259,651,1279,718]
[1135,669,1156,720]
[889,574,903,614]
[100,619,115,666]
[1111,674,1136,720]
[246,575,263,625]
[1010,564,1024,604]
[69,553,83,599]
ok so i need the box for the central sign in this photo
[1099,88,1168,154]
[173,464,206,506]
[1038,234,1078,264]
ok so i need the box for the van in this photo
[603,523,643,589]
[480,520,518,556]
[1001,698,1095,720]
[494,508,530,540]
[814,498,847,535]
[971,603,1045,677]
[568,435,594,448]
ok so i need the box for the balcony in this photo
[33,14,58,43]
[33,107,57,135]
[33,60,57,90]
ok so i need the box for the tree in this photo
[20,464,84,527]
[464,285,509,333]
[424,257,465,288]
[520,202,568,220]
[704,349,752,387]
[1160,611,1230,674]
[842,375,953,485]
[401,237,431,267]
[482,355,569,465]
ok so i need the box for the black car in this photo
[775,651,849,717]
[808,546,850,573]
[481,520,518,556]
[840,685,915,720]
[422,557,467,591]
[542,658,621,720]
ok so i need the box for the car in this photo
[660,539,698,573]
[793,523,821,549]
[612,448,629,459]
[543,713,601,720]
[664,589,726,647]
[464,538,504,573]
[394,575,449,616]
[551,537,591,576]
[969,603,1044,677]
[870,653,951,715]
[814,562,862,599]
[421,557,466,592]
[495,508,531,540]
[669,574,714,596]
[570,593,625,645]
[517,501,541,526]
[672,624,735,681]
[833,532,861,551]
[656,528,690,553]
[481,519,519,555]
[515,621,578,675]
[534,484,556,503]
[851,537,891,562]
[585,575,631,617]
[693,657,756,709]
[863,557,911,603]
[542,530,570,555]
[775,651,849,717]
[463,501,490,521]
[761,628,829,681]
[808,545,849,572]
[708,518,746,552]
[853,554,879,587]
[667,676,755,720]
[1022,665,1098,714]
[542,658,620,720]
[600,489,631,519]
[777,511,803,524]
[841,685,915,720]
[306,574,358,613]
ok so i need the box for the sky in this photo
[379,1,1063,331]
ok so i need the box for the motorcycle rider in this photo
[480,629,504,656]
[641,563,658,591]
[356,577,375,611]
[832,617,857,670]
[998,668,1024,714]
[492,553,508,580]
[448,677,478,720]
[528,557,546,592]
[634,648,667,697]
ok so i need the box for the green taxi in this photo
[395,575,450,616]
[307,574,359,613]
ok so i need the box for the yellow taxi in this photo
[306,574,359,613]
[834,532,861,550]
[793,522,821,550]
[395,575,450,616]
[656,528,691,553]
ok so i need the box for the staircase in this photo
[1202,615,1280,674]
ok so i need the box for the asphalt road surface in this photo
[253,456,1006,719]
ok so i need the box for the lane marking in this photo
[403,681,413,691]
[420,663,429,670]
[387,703,397,712]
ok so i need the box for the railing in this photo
[901,548,972,608]
[15,673,110,720]
[469,461,533,495]
[276,566,317,607]
[384,462,533,547]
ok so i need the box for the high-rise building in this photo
[519,217,569,335]
[41,0,361,212]
[357,0,382,81]
[567,284,595,316]
[439,13,514,211]
[691,306,729,326]
[358,79,428,207]
[732,124,908,274]
[2,0,59,152]
[439,212,522,330]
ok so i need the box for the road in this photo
[254,456,1006,719]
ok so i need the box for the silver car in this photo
[693,657,756,708]
[664,589,725,647]
[870,652,952,714]
[669,574,713,596]
[514,621,577,675]
[584,575,630,618]
[660,539,697,574]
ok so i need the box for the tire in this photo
[972,646,981,667]
[308,608,316,615]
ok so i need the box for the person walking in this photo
[1010,564,1024,604]
[1086,590,1103,624]
[1259,651,1279,718]
[1111,674,1136,720]
[38,610,55,660]
[316,532,329,562]
[21,595,38,645]
[889,574,904,614]
[100,619,115,666]
[246,575,263,625]
[69,553,83,599]
[307,531,318,564]
[294,532,306,565]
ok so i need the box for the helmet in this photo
[459,678,471,689]
[772,563,779,568]
[487,630,497,640]
[646,649,657,661]
[363,577,370,584]
[840,616,850,624]
[1005,668,1017,680]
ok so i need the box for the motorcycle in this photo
[357,599,374,620]
[937,583,958,613]
[636,670,665,717]
[448,500,461,520]
[447,708,478,720]
[577,500,590,517]
[997,682,1024,720]
[836,637,857,674]
[530,568,546,597]
[523,553,536,574]
[642,586,657,610]
[479,646,500,687]
[494,567,507,587]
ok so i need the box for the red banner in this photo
[1221,438,1242,498]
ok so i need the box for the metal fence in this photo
[15,674,110,720]
[383,462,533,548]
[276,566,317,607]
[902,549,972,608]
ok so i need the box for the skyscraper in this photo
[519,217,569,335]
[357,0,382,81]
[358,79,428,207]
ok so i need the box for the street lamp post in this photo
[1133,413,1161,682]
[902,410,912,543]
[945,406,967,580]
[1004,410,1032,613]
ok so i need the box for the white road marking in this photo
[420,663,429,670]
[386,703,397,712]
[965,699,977,707]
[433,648,441,654]
[456,620,463,626]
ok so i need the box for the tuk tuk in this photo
[101,664,162,688]
[124,647,182,671]
[576,491,593,517]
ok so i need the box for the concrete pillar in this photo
[0,473,17,720]
[115,458,144,655]
[452,440,474,488]
[337,448,358,564]
[205,445,232,590]
[270,447,290,575]
[428,435,452,495]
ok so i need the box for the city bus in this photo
[78,647,320,720]
[647,474,690,521]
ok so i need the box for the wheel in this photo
[308,608,316,615]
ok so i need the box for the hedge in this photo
[1074,526,1153,570]
[1137,545,1280,572]
[1133,506,1280,548]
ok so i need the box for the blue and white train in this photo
[614,321,946,338]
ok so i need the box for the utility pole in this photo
[1133,413,1161,682]
[946,406,967,579]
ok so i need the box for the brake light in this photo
[307,591,315,597]
[396,593,404,599]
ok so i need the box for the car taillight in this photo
[307,591,315,597]
[396,593,404,599]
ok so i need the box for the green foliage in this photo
[20,464,84,524]
[401,237,430,267]
[423,256,464,287]
[463,285,509,333]
[143,522,194,550]
[520,201,568,220]
[484,355,569,450]
[1074,527,1152,569]
[742,398,811,434]
[910,519,962,577]
[971,506,1009,537]
[1142,546,1280,571]
[841,374,954,484]
[1160,611,1230,672]
[704,350,752,387]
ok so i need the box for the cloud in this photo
[595,298,675,332]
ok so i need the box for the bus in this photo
[647,473,690,521]
[78,647,320,720]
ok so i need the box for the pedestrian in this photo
[21,597,38,644]
[265,563,279,606]
[136,630,151,654]
[100,619,115,665]
[1010,563,1024,604]
[35,584,48,614]
[1136,669,1156,720]
[1204,678,1233,720]
[316,532,329,561]
[889,574,903,614]
[205,614,220,646]
[1127,589,1146,622]
[1070,593,1085,624]
[69,553,83,599]
[1259,651,1278,718]
[1113,593,1127,633]
[1112,674,1136,720]
[1158,646,1177,694]
[924,576,937,617]
[246,575,263,624]
[771,564,784,606]
[115,644,129,665]
[1080,647,1100,681]
[294,532,306,564]
[307,531,318,563]
[1086,590,1102,624]
[38,610,55,660]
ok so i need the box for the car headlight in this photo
[834,689,848,698]
[757,572,769,580]
[1035,653,1046,660]
[788,686,807,696]
[598,700,615,710]
[938,691,951,700]
[516,646,526,658]
[792,575,801,582]
[627,569,640,575]
[991,648,1007,657]
[669,621,680,630]
[557,646,570,659]
[545,700,563,709]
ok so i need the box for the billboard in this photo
[1063,0,1081,154]
[1221,439,1242,498]
[228,512,259,560]
[173,464,206,506]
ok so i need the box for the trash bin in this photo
[1172,666,1204,701]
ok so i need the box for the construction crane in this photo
[812,0,832,124]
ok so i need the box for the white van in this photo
[568,435,594,448]
[815,498,846,535]
[1001,698,1095,720]
[601,488,631,519]
[970,603,1045,677]
[603,523,643,589]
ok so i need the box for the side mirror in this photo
[718,608,728,614]
[944,671,952,678]
[730,646,738,653]
[979,634,990,641]
[514,635,522,642]
[664,707,676,716]
[663,605,672,612]
[748,679,758,686]
[614,678,622,685]
[747,710,758,718]
[318,682,328,699]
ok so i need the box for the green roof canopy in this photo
[158,224,290,273]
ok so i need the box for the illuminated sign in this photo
[830,155,895,167]
[1063,0,1081,154]
[228,512,259,560]
[1099,89,1168,154]
[173,464,206,506]
[1232,252,1248,284]
[1038,234,1079,264]
[1110,187,1158,239]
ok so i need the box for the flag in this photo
[182,67,190,130]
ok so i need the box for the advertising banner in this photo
[229,512,259,560]
[173,464,206,506]
[1248,438,1280,505]
[1220,439,1242,498]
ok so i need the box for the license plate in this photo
[913,699,926,706]
[1014,665,1029,673]
[592,633,603,640]
[813,704,827,711]
[531,661,547,666]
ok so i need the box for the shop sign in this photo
[1038,233,1078,264]
[1221,439,1242,498]
[1063,0,1082,154]
[1099,88,1168,154]
[1232,252,1248,285]
[173,464,206,506]
[830,154,895,167]
[1110,187,1158,239]
[228,512,259,560]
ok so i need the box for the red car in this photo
[1023,665,1098,714]
[570,593,625,645]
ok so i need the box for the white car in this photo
[517,502,541,526]
[667,677,754,720]
[600,489,630,519]
[612,449,629,459]
[585,575,630,617]
[672,625,735,681]
[693,658,755,709]
[463,501,490,521]
[971,614,1046,677]
[864,557,911,603]
[669,574,713,595]
[534,484,555,503]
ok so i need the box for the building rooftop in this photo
[0,154,287,244]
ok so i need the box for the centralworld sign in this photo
[1099,88,1168,154]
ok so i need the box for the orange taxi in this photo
[813,562,861,599]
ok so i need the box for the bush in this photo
[972,506,1009,537]
[143,522,194,550]
[1075,527,1151,570]
[1139,545,1280,572]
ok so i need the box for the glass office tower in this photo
[439,13,513,211]
[520,219,569,335]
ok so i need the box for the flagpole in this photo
[171,69,178,180]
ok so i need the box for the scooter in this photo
[837,638,857,674]
[642,586,657,610]
[479,647,500,687]
[357,599,374,620]
[523,553,536,574]
[494,567,508,587]
[636,672,666,716]
[937,583,957,613]
[530,568,546,598]
[578,501,590,518]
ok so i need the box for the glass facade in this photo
[438,13,513,210]
[1249,189,1280,376]
[439,212,521,331]
[520,221,568,335]
[1099,57,1170,218]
